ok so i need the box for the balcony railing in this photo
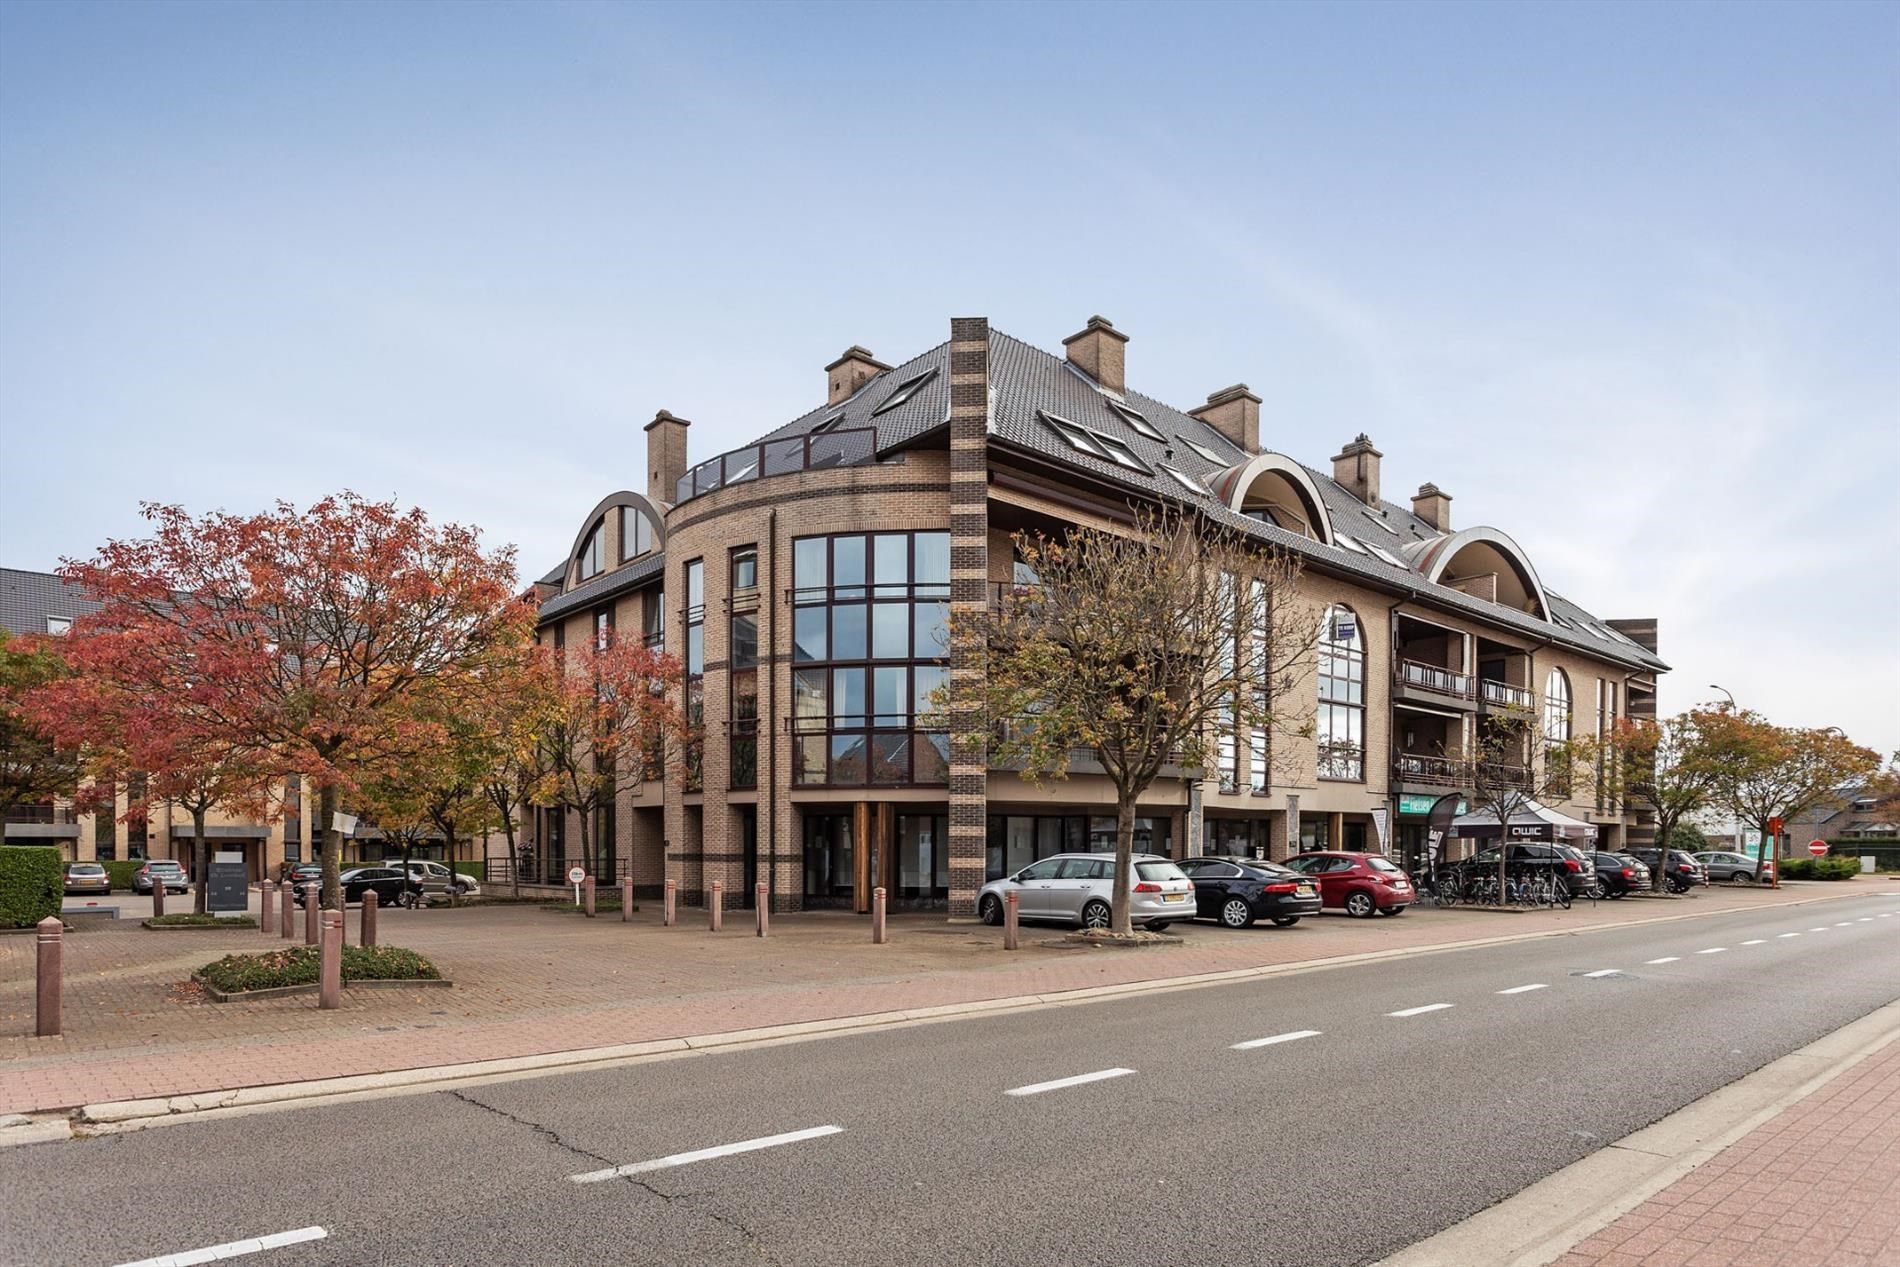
[1477,760,1533,792]
[675,428,877,505]
[1479,679,1536,712]
[1395,752,1473,787]
[1398,659,1473,699]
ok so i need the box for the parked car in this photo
[63,861,112,895]
[1177,855,1323,928]
[1624,848,1706,893]
[396,859,479,897]
[976,853,1195,931]
[292,867,411,907]
[1693,851,1768,884]
[1283,851,1415,917]
[133,860,189,895]
[1590,852,1651,898]
[285,862,324,889]
[1446,843,1596,898]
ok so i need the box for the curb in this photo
[1372,998,1900,1267]
[196,978,454,1003]
[5,884,1887,1143]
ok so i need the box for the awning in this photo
[1452,798,1599,843]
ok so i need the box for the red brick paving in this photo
[1551,1035,1900,1267]
[0,881,1883,1116]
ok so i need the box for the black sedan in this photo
[1623,848,1706,894]
[1589,852,1650,898]
[1178,855,1324,928]
[291,867,410,907]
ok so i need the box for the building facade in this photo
[517,317,1667,916]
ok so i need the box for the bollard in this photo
[280,878,296,940]
[756,882,769,937]
[304,884,320,945]
[36,916,62,1037]
[1004,889,1019,951]
[318,910,342,1010]
[663,878,676,927]
[583,876,596,918]
[151,874,166,919]
[361,889,378,946]
[872,886,888,945]
[621,876,634,922]
[710,880,723,932]
[259,880,276,936]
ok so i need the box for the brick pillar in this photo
[1270,795,1300,862]
[259,880,276,936]
[946,316,991,919]
[280,880,295,940]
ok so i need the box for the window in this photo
[872,367,937,415]
[1178,435,1227,464]
[791,531,952,786]
[1090,430,1152,474]
[1317,604,1366,781]
[1107,400,1165,441]
[1335,535,1369,555]
[578,521,605,581]
[731,546,758,593]
[1042,410,1110,459]
[1158,464,1211,496]
[812,411,846,434]
[1362,540,1409,569]
[1543,668,1572,744]
[620,506,654,561]
[683,561,705,790]
[45,616,72,636]
[593,607,613,652]
[642,589,664,649]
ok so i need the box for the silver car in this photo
[398,860,480,896]
[975,852,1195,931]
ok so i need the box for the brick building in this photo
[516,316,1666,915]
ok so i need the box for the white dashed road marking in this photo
[1646,957,1681,964]
[113,1227,327,1267]
[1498,984,1549,994]
[1389,1003,1455,1017]
[1231,1030,1322,1050]
[569,1125,844,1183]
[1697,947,1727,954]
[1742,939,1766,945]
[1583,969,1621,978]
[1858,917,1873,922]
[1778,933,1800,938]
[1005,1068,1136,1097]
[1809,927,1829,932]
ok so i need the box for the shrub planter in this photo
[198,977,453,1003]
[193,944,442,1000]
[1060,929,1184,948]
[145,914,258,931]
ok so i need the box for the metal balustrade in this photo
[675,428,877,505]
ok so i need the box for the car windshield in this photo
[149,862,183,872]
[1134,861,1186,882]
[70,864,105,874]
[1367,857,1405,873]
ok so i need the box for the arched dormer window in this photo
[1210,453,1335,545]
[1405,527,1550,620]
[563,491,669,589]
[577,520,605,581]
[1543,667,1571,744]
[621,504,656,562]
[1317,604,1365,781]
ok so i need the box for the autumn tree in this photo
[0,629,80,820]
[58,494,536,911]
[470,648,563,897]
[537,631,685,885]
[953,511,1317,936]
[1467,714,1586,899]
[1581,711,1725,894]
[1700,710,1880,885]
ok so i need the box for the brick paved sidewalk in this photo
[1551,1034,1900,1267]
[0,879,1884,1116]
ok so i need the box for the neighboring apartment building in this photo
[1,566,314,880]
[519,316,1666,917]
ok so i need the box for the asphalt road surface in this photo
[6,890,1899,1267]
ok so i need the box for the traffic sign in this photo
[567,867,586,884]
[1807,840,1828,858]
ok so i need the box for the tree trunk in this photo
[1754,819,1773,888]
[1651,810,1673,893]
[1112,792,1137,936]
[445,827,459,907]
[318,781,342,912]
[191,807,209,915]
[498,799,520,899]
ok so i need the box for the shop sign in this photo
[1399,795,1467,816]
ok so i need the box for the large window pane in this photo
[914,532,950,590]
[914,733,950,783]
[794,736,826,785]
[913,601,949,659]
[830,734,867,785]
[685,560,704,609]
[912,665,948,720]
[793,606,827,663]
[874,534,909,594]
[793,669,828,723]
[794,538,828,596]
[832,668,866,726]
[872,603,909,659]
[871,734,910,785]
[1006,818,1035,874]
[686,623,704,677]
[873,666,907,727]
[832,603,867,660]
[730,612,758,669]
[833,535,866,599]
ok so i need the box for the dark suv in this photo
[1178,855,1324,928]
[1624,849,1705,894]
[1449,843,1597,897]
[292,867,411,907]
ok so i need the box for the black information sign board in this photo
[207,860,249,913]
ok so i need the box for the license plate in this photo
[1163,893,1186,902]
[1298,886,1315,896]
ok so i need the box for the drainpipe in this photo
[766,508,779,914]
[1385,597,1407,856]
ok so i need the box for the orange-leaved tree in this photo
[1699,709,1880,882]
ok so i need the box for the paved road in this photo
[6,890,1898,1267]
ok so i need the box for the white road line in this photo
[113,1227,327,1267]
[1858,917,1873,922]
[1389,1003,1455,1017]
[1231,1030,1321,1050]
[1583,969,1621,978]
[1836,922,1854,927]
[1880,913,1893,918]
[1778,933,1801,938]
[1696,947,1727,955]
[1497,984,1549,994]
[1809,927,1829,932]
[1005,1067,1135,1097]
[1741,939,1766,945]
[569,1125,844,1183]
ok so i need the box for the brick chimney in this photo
[1331,433,1382,507]
[1188,384,1261,455]
[825,346,890,406]
[646,409,690,505]
[1061,315,1128,394]
[1411,482,1452,532]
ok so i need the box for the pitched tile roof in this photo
[0,567,99,638]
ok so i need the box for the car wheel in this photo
[978,895,1003,926]
[1219,898,1256,929]
[1270,915,1300,927]
[1729,871,1752,885]
[1345,890,1376,918]
[1147,921,1172,932]
[1081,900,1112,930]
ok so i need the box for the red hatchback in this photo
[1285,851,1415,917]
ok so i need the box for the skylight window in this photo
[1042,410,1110,460]
[811,411,846,434]
[1107,400,1165,441]
[1363,541,1409,569]
[872,367,937,416]
[1158,464,1210,496]
[1092,431,1153,474]
[1335,535,1369,555]
[1177,435,1227,465]
[1361,510,1401,536]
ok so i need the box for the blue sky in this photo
[2,0,1895,755]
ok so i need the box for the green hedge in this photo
[1776,855,1862,881]
[195,944,440,993]
[454,861,485,881]
[104,860,143,891]
[0,846,63,928]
